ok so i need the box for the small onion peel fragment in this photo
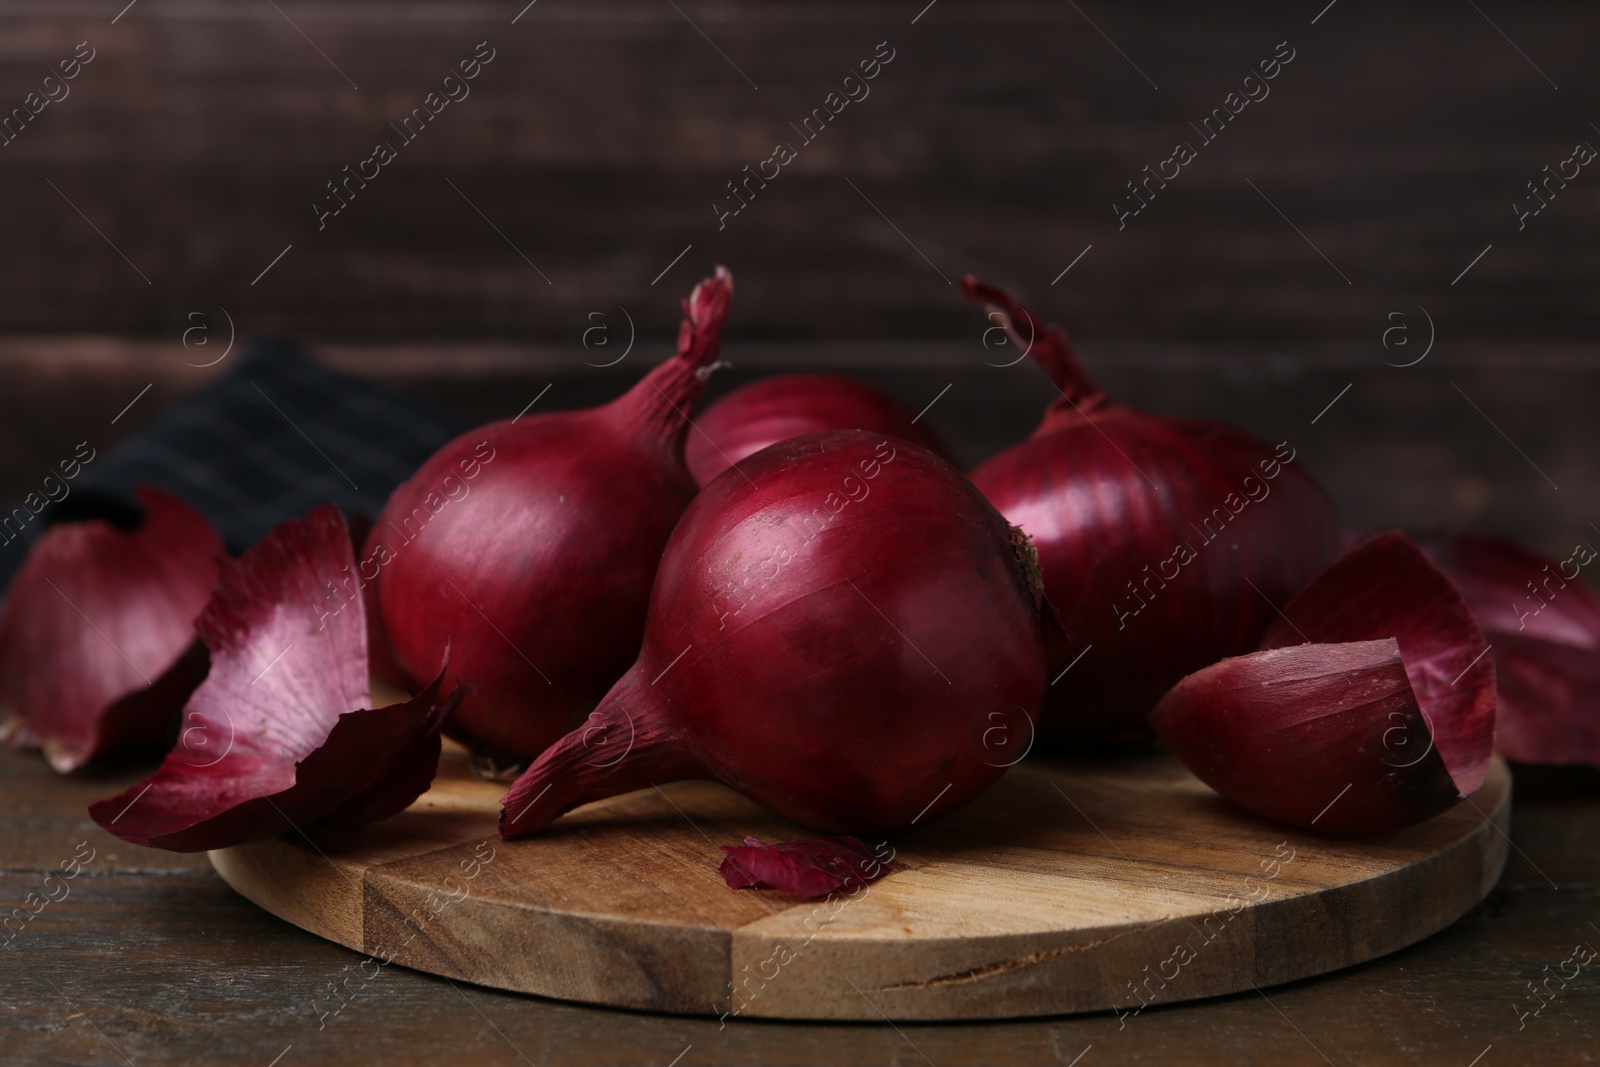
[718,835,890,898]
[0,486,222,772]
[1151,532,1496,835]
[89,505,461,852]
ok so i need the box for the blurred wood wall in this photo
[0,0,1594,343]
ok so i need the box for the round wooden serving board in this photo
[210,744,1511,1022]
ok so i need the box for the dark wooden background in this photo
[0,0,1595,342]
[3,3,1599,1065]
[1,0,1594,556]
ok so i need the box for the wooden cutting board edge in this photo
[209,758,1512,1023]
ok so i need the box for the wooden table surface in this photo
[5,714,1597,1066]
[3,345,1598,1065]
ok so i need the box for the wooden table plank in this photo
[1,853,1596,1065]
[3,733,1595,1064]
[0,2,1595,341]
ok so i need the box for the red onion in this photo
[1151,533,1496,835]
[685,374,950,487]
[0,487,220,771]
[90,505,461,852]
[1420,532,1600,767]
[961,278,1342,742]
[500,430,1049,838]
[371,269,734,766]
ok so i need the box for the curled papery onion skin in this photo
[1258,531,1496,796]
[1419,533,1600,767]
[89,505,461,852]
[1150,640,1462,834]
[500,430,1049,838]
[685,375,951,487]
[961,278,1342,743]
[0,486,222,772]
[374,269,734,764]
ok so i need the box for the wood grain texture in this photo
[205,742,1511,1021]
[7,747,1594,1067]
[0,2,1595,341]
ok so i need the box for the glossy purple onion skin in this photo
[1260,532,1496,796]
[1150,639,1462,835]
[501,430,1049,837]
[375,413,699,761]
[1419,532,1600,767]
[374,270,732,763]
[686,374,950,487]
[963,279,1342,742]
[0,486,222,771]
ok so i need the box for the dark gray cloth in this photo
[2,339,468,587]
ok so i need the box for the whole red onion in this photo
[372,268,733,765]
[962,279,1342,742]
[500,430,1049,838]
[685,374,950,486]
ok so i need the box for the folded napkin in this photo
[2,339,469,587]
